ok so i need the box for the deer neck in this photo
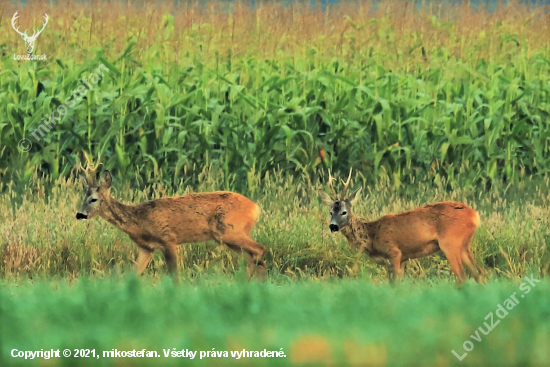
[99,196,141,235]
[340,214,373,250]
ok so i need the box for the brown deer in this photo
[75,154,267,279]
[319,169,483,288]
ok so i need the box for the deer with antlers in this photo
[11,11,49,55]
[319,169,483,288]
[75,153,267,279]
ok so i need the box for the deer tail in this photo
[472,211,481,227]
[252,203,261,223]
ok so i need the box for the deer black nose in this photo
[76,212,88,220]
[329,224,339,232]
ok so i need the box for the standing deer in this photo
[75,154,266,279]
[11,11,49,55]
[319,169,483,288]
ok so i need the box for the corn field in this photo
[1,0,550,190]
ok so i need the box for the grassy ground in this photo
[1,168,549,281]
[1,276,549,366]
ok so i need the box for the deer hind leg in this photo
[135,247,154,275]
[461,250,482,284]
[224,243,266,279]
[439,239,467,288]
[161,243,179,278]
[461,232,484,283]
[466,249,484,282]
[222,233,266,278]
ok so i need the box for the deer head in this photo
[12,11,49,55]
[319,168,362,232]
[76,152,112,220]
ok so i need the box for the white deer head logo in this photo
[11,11,49,55]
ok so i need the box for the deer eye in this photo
[342,211,347,215]
[90,198,98,203]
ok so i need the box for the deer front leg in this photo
[358,241,387,265]
[135,247,154,275]
[374,245,403,284]
[129,233,154,275]
[389,247,403,282]
[356,242,368,258]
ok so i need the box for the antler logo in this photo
[12,11,48,56]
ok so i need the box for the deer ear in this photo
[319,189,334,206]
[347,187,362,206]
[100,170,112,190]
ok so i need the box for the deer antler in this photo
[327,169,338,199]
[11,11,26,37]
[31,14,49,38]
[11,12,48,39]
[78,152,102,186]
[340,168,353,199]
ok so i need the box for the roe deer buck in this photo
[75,154,267,279]
[319,169,483,288]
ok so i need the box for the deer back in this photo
[112,191,260,245]
[363,201,480,254]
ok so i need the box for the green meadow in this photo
[1,0,550,366]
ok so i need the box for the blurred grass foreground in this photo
[1,277,550,366]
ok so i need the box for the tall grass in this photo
[1,1,550,189]
[1,167,548,281]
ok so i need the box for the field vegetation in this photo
[2,278,550,366]
[1,0,550,189]
[1,0,550,366]
[1,168,549,366]
[1,168,549,280]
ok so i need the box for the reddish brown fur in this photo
[342,201,483,287]
[320,169,483,287]
[76,154,266,279]
[76,154,267,279]
[98,190,266,277]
